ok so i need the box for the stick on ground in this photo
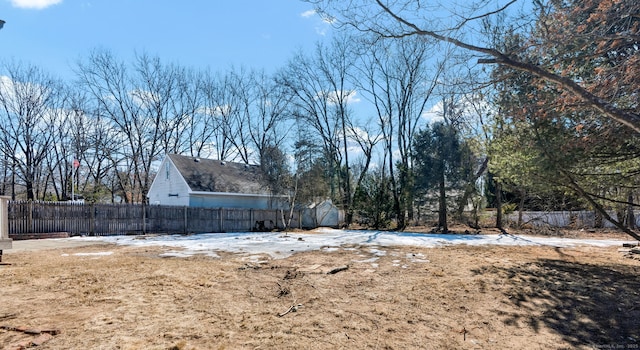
[327,265,349,275]
[278,301,301,317]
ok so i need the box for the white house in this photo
[147,154,287,210]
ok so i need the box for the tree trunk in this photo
[286,178,299,230]
[11,163,16,200]
[496,180,504,232]
[390,154,405,230]
[455,156,489,219]
[517,188,526,228]
[627,192,636,230]
[26,179,35,201]
[438,169,447,232]
[594,209,603,228]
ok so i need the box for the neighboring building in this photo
[147,154,287,210]
[300,199,344,228]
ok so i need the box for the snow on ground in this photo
[61,252,114,257]
[85,228,635,260]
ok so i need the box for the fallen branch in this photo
[278,301,302,317]
[0,313,17,322]
[0,325,60,335]
[327,265,349,275]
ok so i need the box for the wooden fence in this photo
[8,201,307,237]
[506,210,640,229]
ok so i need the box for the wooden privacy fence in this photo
[8,201,307,237]
[506,210,640,229]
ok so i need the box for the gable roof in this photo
[167,154,269,195]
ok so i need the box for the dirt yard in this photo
[1,231,639,350]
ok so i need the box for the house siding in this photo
[147,158,190,207]
[189,194,273,209]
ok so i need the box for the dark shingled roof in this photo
[168,154,268,194]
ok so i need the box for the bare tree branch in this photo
[332,0,640,134]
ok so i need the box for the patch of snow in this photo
[407,252,429,263]
[159,250,219,258]
[62,251,113,257]
[369,248,387,256]
[90,229,635,260]
[322,247,339,253]
[160,251,195,258]
[242,255,268,263]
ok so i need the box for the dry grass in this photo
[1,234,639,349]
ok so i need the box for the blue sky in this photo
[0,0,330,79]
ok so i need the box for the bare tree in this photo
[345,119,382,223]
[431,66,494,222]
[153,62,204,156]
[201,68,253,163]
[61,93,121,203]
[249,70,293,163]
[76,50,166,203]
[278,37,358,224]
[355,36,442,228]
[198,70,229,159]
[44,86,80,201]
[0,60,62,200]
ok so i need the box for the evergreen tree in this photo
[413,122,473,232]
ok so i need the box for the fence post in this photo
[184,206,188,234]
[141,202,146,235]
[0,196,12,261]
[90,204,95,236]
[219,208,224,232]
[28,201,33,233]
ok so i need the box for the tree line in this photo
[307,0,640,239]
[1,0,639,238]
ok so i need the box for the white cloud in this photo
[0,75,14,94]
[422,93,495,133]
[301,8,332,36]
[11,0,62,9]
[318,90,361,105]
[195,104,231,117]
[315,26,328,36]
[300,9,316,18]
[421,101,445,124]
[346,126,369,141]
[344,90,361,104]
